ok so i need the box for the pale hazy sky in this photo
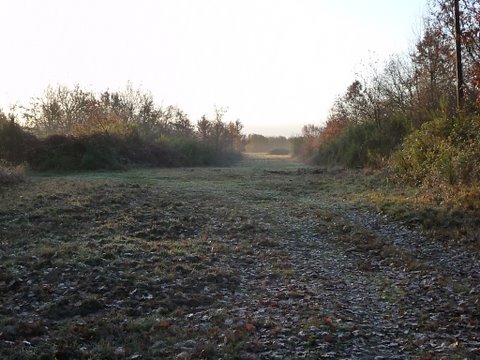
[1,0,425,136]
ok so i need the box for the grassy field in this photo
[1,154,479,359]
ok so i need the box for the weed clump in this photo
[0,162,25,186]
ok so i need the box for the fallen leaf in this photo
[323,317,334,326]
[157,321,172,328]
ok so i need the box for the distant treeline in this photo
[244,134,290,154]
[293,0,480,188]
[0,85,245,171]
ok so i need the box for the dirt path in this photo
[1,154,479,359]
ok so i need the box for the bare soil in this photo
[1,154,479,359]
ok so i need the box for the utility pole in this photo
[454,0,464,109]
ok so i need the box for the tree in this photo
[24,85,95,136]
[428,0,480,109]
[412,23,457,120]
[195,107,245,151]
[380,55,417,118]
[164,105,193,138]
[301,124,322,156]
[197,115,212,143]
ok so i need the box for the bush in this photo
[209,148,243,166]
[0,114,39,164]
[391,114,480,186]
[0,100,243,172]
[27,134,179,171]
[245,134,290,153]
[268,148,290,155]
[160,136,242,167]
[289,136,308,159]
[25,133,242,171]
[160,136,215,166]
[119,136,177,168]
[28,135,86,171]
[313,116,409,168]
[0,162,25,186]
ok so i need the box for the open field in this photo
[1,154,479,359]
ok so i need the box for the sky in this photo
[0,0,426,136]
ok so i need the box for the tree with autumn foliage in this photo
[411,23,457,120]
[429,0,480,108]
[302,0,480,170]
[1,84,246,171]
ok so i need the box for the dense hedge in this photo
[159,136,242,167]
[391,114,480,186]
[24,133,242,171]
[313,116,409,168]
[0,119,242,171]
[26,134,177,171]
[0,85,246,171]
[268,148,290,155]
[0,117,39,164]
